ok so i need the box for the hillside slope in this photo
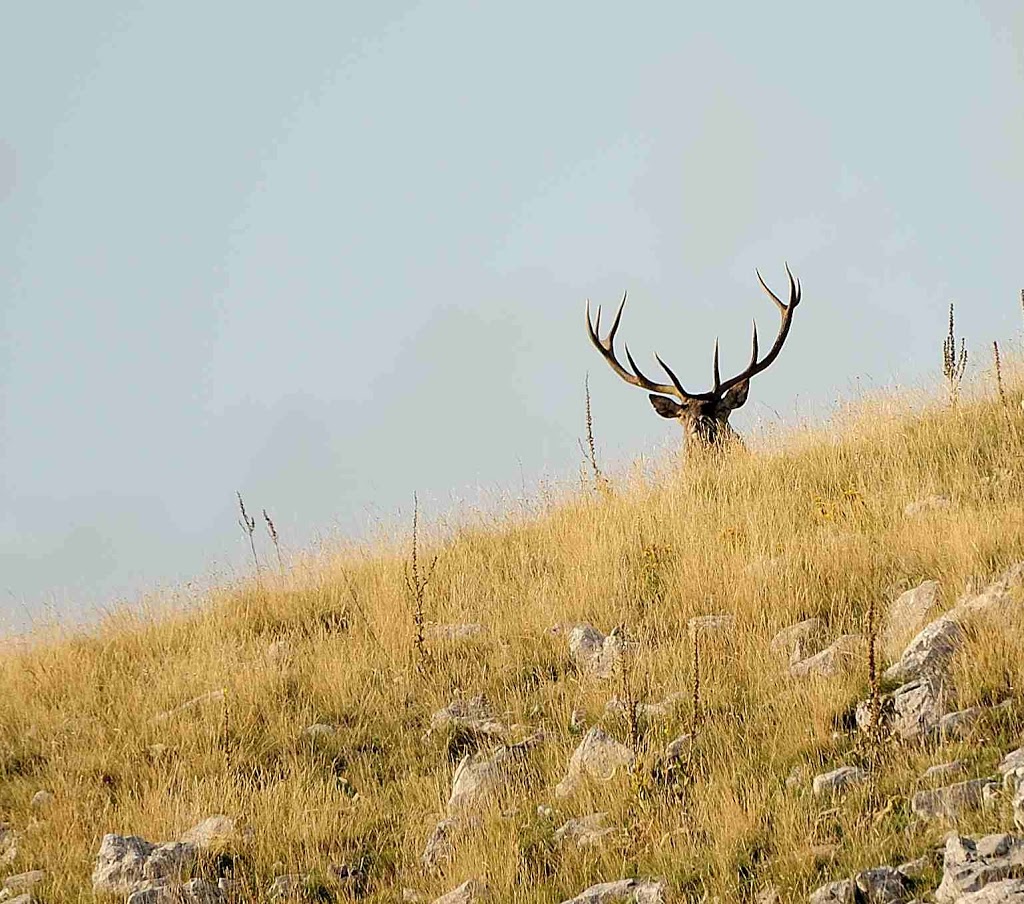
[2,384,1024,903]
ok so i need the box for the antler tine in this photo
[712,340,721,394]
[585,294,683,398]
[654,353,690,398]
[717,265,802,395]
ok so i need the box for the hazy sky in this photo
[2,2,1022,632]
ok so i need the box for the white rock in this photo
[430,696,505,737]
[2,871,46,893]
[1000,747,1024,793]
[126,878,224,903]
[91,834,198,896]
[940,706,984,740]
[605,693,684,722]
[808,879,855,903]
[882,581,941,659]
[954,878,1024,902]
[911,779,999,821]
[558,877,666,904]
[790,635,863,678]
[180,815,235,848]
[432,878,488,904]
[447,749,510,815]
[688,614,735,636]
[553,812,614,848]
[883,617,963,683]
[29,790,54,812]
[555,727,634,798]
[924,762,968,782]
[812,766,867,797]
[934,834,1024,903]
[568,625,623,680]
[769,618,824,663]
[904,495,952,517]
[301,723,336,738]
[421,818,457,872]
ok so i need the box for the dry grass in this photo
[3,372,1024,903]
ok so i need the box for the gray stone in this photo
[884,617,963,683]
[568,624,623,679]
[91,834,198,896]
[790,635,863,678]
[448,749,510,815]
[769,618,824,662]
[896,856,933,880]
[301,723,336,738]
[893,677,949,741]
[432,879,488,904]
[1000,747,1024,793]
[856,867,911,903]
[809,878,856,904]
[430,695,506,738]
[688,614,735,636]
[924,762,968,783]
[955,879,1024,902]
[904,495,952,517]
[4,895,36,904]
[126,878,224,903]
[934,834,1024,903]
[558,877,666,904]
[812,766,867,797]
[28,790,54,812]
[951,562,1024,622]
[2,872,46,893]
[605,693,684,722]
[912,779,999,821]
[180,815,235,848]
[555,727,634,798]
[553,812,614,848]
[882,581,942,659]
[421,818,457,872]
[941,707,985,740]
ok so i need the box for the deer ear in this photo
[648,394,683,418]
[721,380,750,411]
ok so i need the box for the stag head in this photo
[585,266,802,447]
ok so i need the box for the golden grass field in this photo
[2,368,1023,903]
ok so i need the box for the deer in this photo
[585,265,802,447]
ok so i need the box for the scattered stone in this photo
[448,749,511,815]
[952,562,1024,623]
[882,581,942,659]
[1000,747,1024,793]
[1015,785,1024,833]
[883,617,963,684]
[0,824,19,866]
[180,816,235,848]
[568,624,624,680]
[954,878,1024,902]
[92,834,198,896]
[812,766,867,797]
[896,856,933,880]
[934,834,1024,903]
[808,879,855,904]
[553,813,614,848]
[149,690,226,725]
[4,894,36,904]
[2,872,46,893]
[301,723,336,739]
[855,866,911,903]
[555,727,635,798]
[790,635,863,678]
[126,878,224,903]
[432,878,488,904]
[688,614,735,636]
[268,874,309,899]
[769,617,825,664]
[904,495,952,517]
[664,733,693,760]
[924,762,968,783]
[940,706,984,740]
[421,818,457,872]
[912,779,1000,821]
[605,692,683,722]
[430,696,506,738]
[558,877,666,904]
[28,790,53,812]
[425,623,487,642]
[859,677,951,742]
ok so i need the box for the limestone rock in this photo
[1000,747,1024,793]
[812,766,867,797]
[940,706,984,740]
[448,749,510,815]
[92,834,198,896]
[809,879,855,904]
[883,617,963,684]
[769,617,824,663]
[421,818,457,872]
[688,614,735,636]
[555,727,634,798]
[893,677,949,741]
[934,834,1024,903]
[432,879,488,903]
[430,696,505,738]
[954,879,1024,902]
[268,874,309,899]
[553,812,614,848]
[179,816,235,849]
[790,635,863,678]
[924,762,968,783]
[882,581,941,659]
[558,877,666,904]
[29,790,54,812]
[951,562,1024,622]
[912,779,1000,821]
[126,878,224,903]
[605,693,684,722]
[855,867,911,903]
[568,625,623,679]
[904,495,952,517]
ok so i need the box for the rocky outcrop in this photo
[568,625,624,680]
[934,834,1024,902]
[882,580,941,659]
[812,766,867,797]
[555,728,634,798]
[912,779,999,821]
[790,635,863,678]
[553,812,614,848]
[558,877,666,904]
[92,834,197,896]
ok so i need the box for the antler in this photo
[716,263,802,394]
[585,294,712,401]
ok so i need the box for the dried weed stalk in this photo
[262,508,284,575]
[404,493,438,667]
[236,492,260,577]
[942,302,968,406]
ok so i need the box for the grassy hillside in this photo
[2,376,1024,903]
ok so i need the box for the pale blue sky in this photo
[2,2,1022,631]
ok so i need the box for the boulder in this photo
[808,879,855,903]
[884,617,963,684]
[924,762,968,783]
[769,617,825,664]
[2,871,46,893]
[1015,785,1024,833]
[882,581,941,659]
[790,635,863,678]
[553,813,614,848]
[934,834,1024,903]
[1000,747,1024,793]
[180,816,235,848]
[812,766,867,797]
[855,867,911,903]
[92,834,198,896]
[432,879,488,904]
[568,625,623,680]
[430,696,506,738]
[126,878,224,903]
[558,877,666,904]
[954,879,1024,901]
[940,707,984,740]
[912,779,1000,821]
[555,727,634,798]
